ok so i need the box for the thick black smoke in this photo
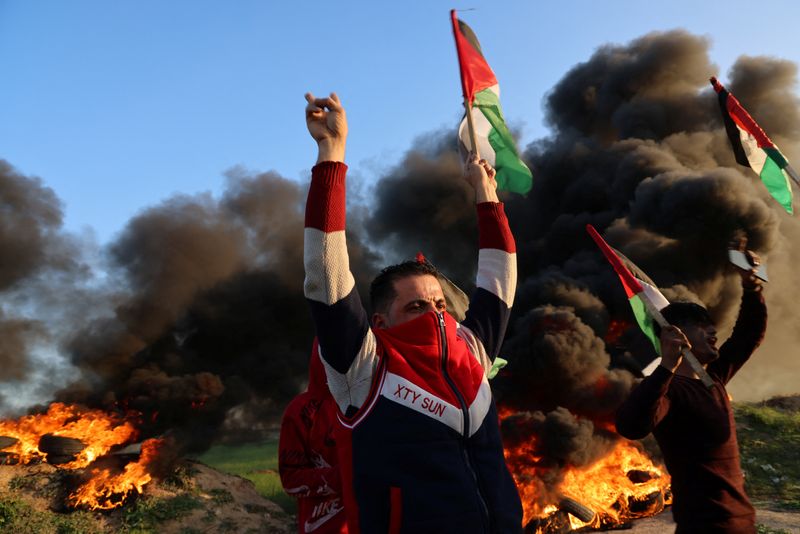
[0,161,87,390]
[366,134,478,287]
[51,168,381,451]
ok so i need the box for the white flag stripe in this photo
[642,357,662,377]
[738,129,768,174]
[639,279,669,311]
[459,108,495,163]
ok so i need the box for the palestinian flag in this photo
[585,225,669,355]
[451,10,532,195]
[711,76,796,214]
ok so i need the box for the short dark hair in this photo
[369,260,441,314]
[654,301,714,337]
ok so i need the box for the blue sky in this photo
[3,0,800,244]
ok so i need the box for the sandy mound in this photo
[0,459,294,533]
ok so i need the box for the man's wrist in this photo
[742,279,763,293]
[658,360,679,374]
[316,139,346,164]
[474,182,499,204]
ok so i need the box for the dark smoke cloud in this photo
[503,30,799,404]
[0,161,88,392]
[0,312,44,381]
[54,168,379,452]
[727,56,800,150]
[0,158,380,450]
[0,160,71,289]
[365,136,478,287]
[502,306,634,417]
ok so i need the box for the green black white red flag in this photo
[586,224,714,387]
[711,76,797,214]
[585,225,667,355]
[451,9,532,195]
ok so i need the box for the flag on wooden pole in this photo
[711,76,797,214]
[586,224,714,388]
[451,9,532,195]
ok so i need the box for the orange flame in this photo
[0,402,138,467]
[500,407,670,529]
[506,438,670,528]
[557,440,670,529]
[68,438,164,510]
[0,403,162,510]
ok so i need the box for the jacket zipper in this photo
[437,312,491,530]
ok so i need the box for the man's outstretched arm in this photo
[459,155,517,370]
[708,257,767,384]
[303,93,376,413]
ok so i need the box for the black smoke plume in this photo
[0,161,88,393]
[55,169,379,452]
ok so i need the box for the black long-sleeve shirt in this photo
[616,290,767,533]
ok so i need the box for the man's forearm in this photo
[303,165,375,417]
[303,162,367,373]
[710,287,767,382]
[615,367,673,439]
[460,202,517,360]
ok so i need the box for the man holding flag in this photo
[302,90,522,532]
[614,244,767,533]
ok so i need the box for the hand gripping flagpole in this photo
[639,294,715,389]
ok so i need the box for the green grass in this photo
[194,440,295,514]
[0,493,101,534]
[735,401,800,511]
[756,525,791,534]
[120,493,204,534]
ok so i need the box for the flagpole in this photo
[640,296,715,389]
[464,97,480,159]
[586,223,714,388]
[784,163,800,188]
[452,9,480,160]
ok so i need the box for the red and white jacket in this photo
[279,343,348,534]
[304,161,523,533]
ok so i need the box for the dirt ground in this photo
[3,460,797,533]
[0,459,293,533]
[626,507,800,533]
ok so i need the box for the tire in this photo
[0,436,18,450]
[38,434,86,456]
[558,496,596,523]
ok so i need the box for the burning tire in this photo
[0,436,19,465]
[0,436,18,450]
[38,434,86,464]
[558,495,596,523]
